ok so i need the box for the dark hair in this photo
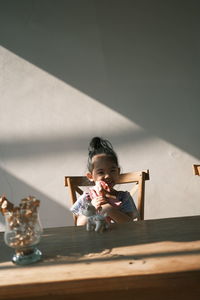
[87,137,119,172]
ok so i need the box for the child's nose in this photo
[104,173,110,179]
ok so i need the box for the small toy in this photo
[80,199,109,233]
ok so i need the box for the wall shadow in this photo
[0,129,151,161]
[0,167,74,231]
[0,0,200,158]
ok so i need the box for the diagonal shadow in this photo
[0,129,151,161]
[0,166,74,232]
[0,0,200,159]
[0,216,200,268]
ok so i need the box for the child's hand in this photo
[91,195,108,210]
[102,188,122,208]
[104,187,118,198]
[90,181,121,209]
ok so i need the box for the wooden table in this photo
[0,215,200,300]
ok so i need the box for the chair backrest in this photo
[65,170,150,225]
[193,164,200,176]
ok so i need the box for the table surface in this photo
[1,215,200,300]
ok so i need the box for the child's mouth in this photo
[104,180,113,187]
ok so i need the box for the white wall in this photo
[0,0,200,230]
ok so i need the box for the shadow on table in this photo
[1,216,200,269]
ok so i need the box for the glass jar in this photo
[4,209,43,265]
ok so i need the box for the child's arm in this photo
[101,190,138,223]
[100,203,133,223]
[76,214,88,226]
[91,195,107,210]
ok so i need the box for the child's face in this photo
[87,154,120,188]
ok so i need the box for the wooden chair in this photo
[193,164,200,176]
[65,170,150,225]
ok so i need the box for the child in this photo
[70,137,139,225]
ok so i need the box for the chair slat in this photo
[65,176,94,187]
[193,164,200,176]
[116,170,149,184]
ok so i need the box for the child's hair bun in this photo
[87,137,118,171]
[88,137,102,152]
[88,137,113,153]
